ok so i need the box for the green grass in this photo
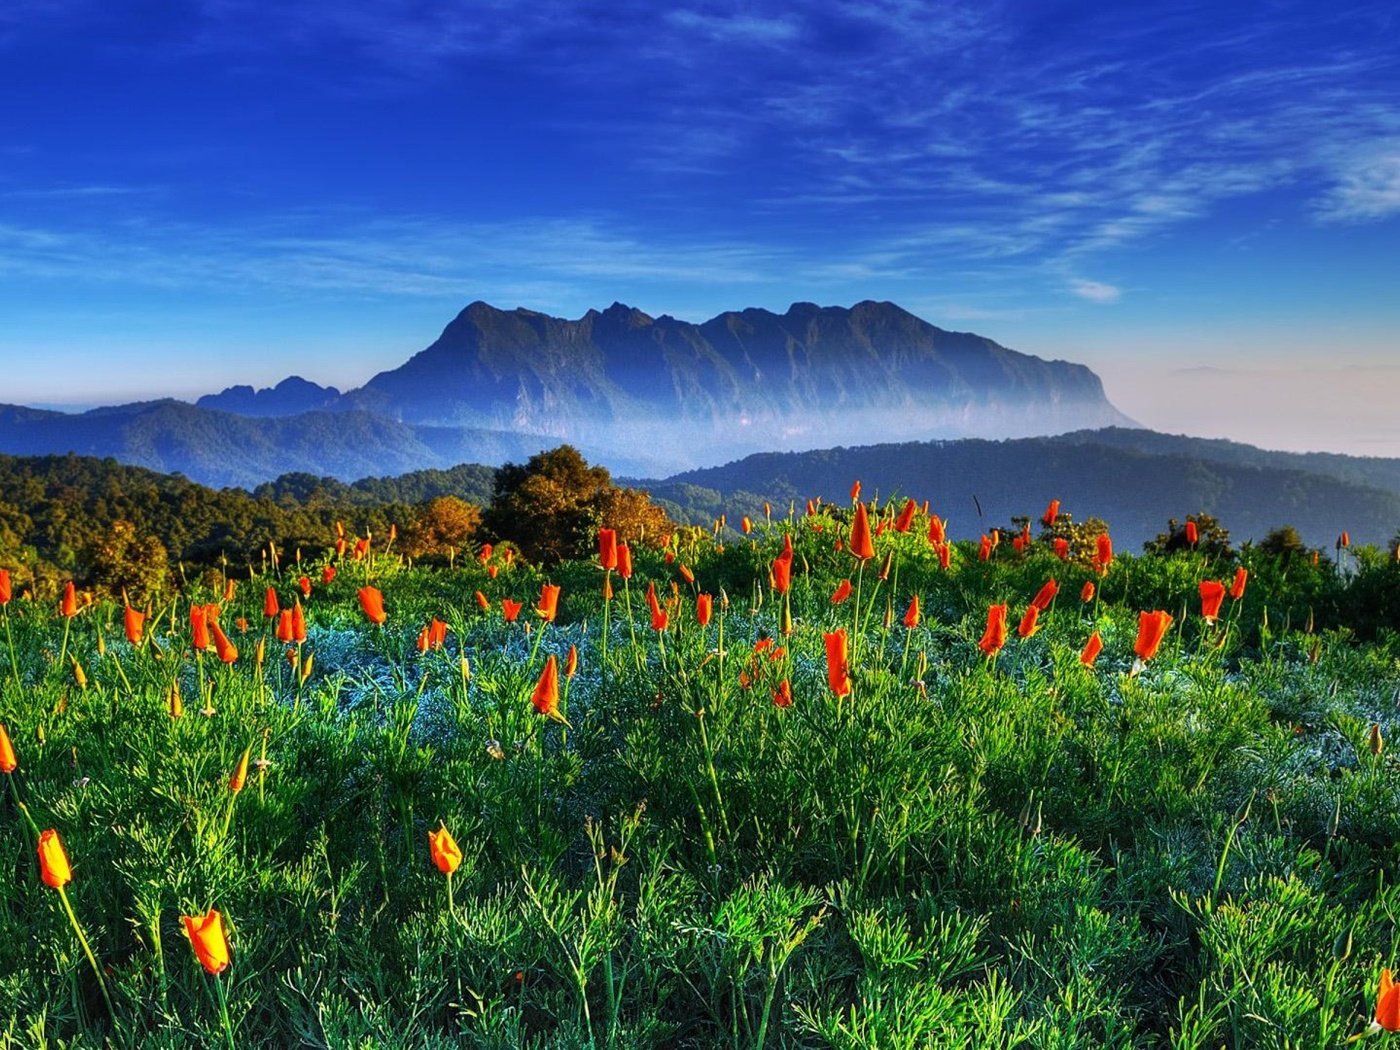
[2,511,1399,1047]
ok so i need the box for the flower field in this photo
[3,495,1400,1048]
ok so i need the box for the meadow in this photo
[3,495,1400,1049]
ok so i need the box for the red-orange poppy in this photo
[1030,578,1059,611]
[903,595,921,629]
[1134,610,1173,662]
[1080,631,1103,667]
[978,535,992,561]
[428,823,462,876]
[1080,581,1096,602]
[191,606,211,651]
[850,480,861,502]
[772,679,793,708]
[617,543,633,580]
[37,828,71,889]
[322,564,336,585]
[830,579,853,604]
[353,537,370,560]
[299,575,312,599]
[358,587,387,625]
[536,583,561,623]
[936,543,951,571]
[182,909,231,975]
[564,644,578,678]
[1017,604,1040,639]
[849,503,875,561]
[741,516,752,534]
[1053,538,1069,561]
[678,564,695,585]
[229,747,251,792]
[1340,531,1351,548]
[823,630,852,697]
[1184,520,1199,545]
[1094,533,1113,574]
[0,722,17,774]
[263,587,279,619]
[696,593,713,626]
[479,543,494,563]
[0,569,10,605]
[977,604,1008,657]
[1377,968,1400,1032]
[1199,580,1226,623]
[124,604,145,646]
[894,499,917,533]
[60,581,78,618]
[223,578,237,603]
[276,610,294,644]
[532,654,564,721]
[475,590,490,611]
[771,555,792,594]
[292,601,308,644]
[1042,499,1060,527]
[597,528,618,571]
[1229,567,1248,601]
[501,599,523,623]
[428,618,447,649]
[927,515,946,545]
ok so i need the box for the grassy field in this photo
[2,500,1400,1048]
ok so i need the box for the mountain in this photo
[339,300,1136,472]
[639,435,1400,550]
[0,400,551,490]
[197,376,341,416]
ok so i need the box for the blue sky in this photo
[2,0,1398,454]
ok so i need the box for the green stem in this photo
[56,885,118,1030]
[3,606,21,691]
[213,969,236,1050]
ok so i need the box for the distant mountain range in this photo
[22,298,1131,481]
[639,429,1400,548]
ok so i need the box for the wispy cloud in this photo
[1069,279,1120,304]
[1315,147,1400,223]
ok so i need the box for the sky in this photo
[1,0,1398,455]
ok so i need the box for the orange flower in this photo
[772,679,793,708]
[1080,631,1103,667]
[1184,520,1199,545]
[0,568,11,605]
[1017,604,1040,639]
[597,528,618,570]
[1094,533,1113,574]
[696,593,713,626]
[771,555,792,594]
[124,604,145,645]
[741,516,752,534]
[322,564,336,585]
[428,618,447,650]
[564,644,579,678]
[1134,610,1174,662]
[850,480,861,502]
[617,542,633,580]
[1030,578,1059,611]
[927,515,946,545]
[1199,580,1226,623]
[1042,499,1060,527]
[263,586,279,619]
[823,630,852,697]
[276,609,294,643]
[978,535,992,561]
[536,583,561,622]
[902,595,921,629]
[358,586,387,625]
[977,604,1008,657]
[1080,581,1096,602]
[416,627,430,652]
[894,499,917,533]
[651,606,669,631]
[935,543,951,571]
[0,722,17,774]
[501,599,523,622]
[1053,537,1069,560]
[428,823,462,876]
[1377,968,1400,1032]
[849,503,875,561]
[478,543,494,563]
[292,601,308,644]
[298,575,312,599]
[182,908,231,975]
[830,579,853,604]
[1229,567,1248,601]
[37,828,72,889]
[210,622,238,664]
[223,578,237,602]
[229,747,251,792]
[532,654,564,721]
[335,537,347,558]
[475,590,490,611]
[60,581,78,618]
[1340,531,1351,548]
[676,564,693,585]
[353,537,369,560]
[191,606,211,651]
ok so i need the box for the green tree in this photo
[87,519,170,604]
[402,496,482,563]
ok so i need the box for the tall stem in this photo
[57,885,118,1029]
